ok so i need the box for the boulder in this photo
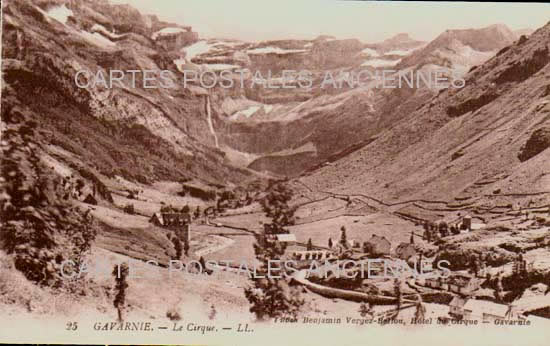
[518,127,550,162]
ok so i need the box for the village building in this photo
[363,235,391,257]
[291,250,336,269]
[150,212,191,228]
[394,242,417,260]
[150,212,192,243]
[292,250,334,261]
[449,296,468,318]
[424,276,449,290]
[347,239,359,248]
[447,274,481,295]
[262,233,297,247]
[273,233,297,245]
[423,273,480,295]
[462,215,472,230]
[449,298,519,322]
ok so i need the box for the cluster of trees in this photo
[216,190,253,212]
[325,226,348,250]
[423,221,464,242]
[244,182,304,321]
[169,231,189,260]
[172,235,183,260]
[159,204,202,221]
[1,115,97,286]
[161,204,190,214]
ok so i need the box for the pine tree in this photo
[470,257,479,277]
[181,204,190,214]
[208,304,217,320]
[244,182,304,320]
[172,235,182,260]
[328,238,333,249]
[194,206,201,219]
[495,274,504,302]
[183,239,190,256]
[340,226,348,248]
[199,256,206,270]
[113,263,129,322]
[414,294,426,321]
[410,232,414,244]
[394,278,403,317]
[307,238,313,251]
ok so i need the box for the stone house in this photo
[450,298,519,322]
[447,274,481,295]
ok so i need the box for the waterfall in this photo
[205,95,219,148]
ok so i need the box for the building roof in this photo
[151,212,164,225]
[83,193,97,204]
[450,296,468,308]
[151,212,190,226]
[275,234,296,242]
[447,274,475,287]
[463,299,513,318]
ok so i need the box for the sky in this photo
[112,0,550,43]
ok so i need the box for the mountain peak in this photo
[383,33,415,45]
[436,24,515,51]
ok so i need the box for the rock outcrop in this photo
[519,127,550,162]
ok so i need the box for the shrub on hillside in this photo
[123,204,135,215]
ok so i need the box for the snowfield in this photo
[361,47,380,57]
[46,4,73,24]
[247,46,307,55]
[230,105,261,120]
[152,27,187,40]
[79,31,116,48]
[205,63,242,71]
[385,49,413,56]
[361,58,401,68]
[182,40,217,61]
[91,24,124,38]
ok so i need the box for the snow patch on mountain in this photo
[46,4,73,24]
[182,40,217,61]
[247,47,307,55]
[385,49,413,56]
[152,27,187,40]
[205,63,241,71]
[361,59,401,68]
[91,24,124,38]
[230,106,261,120]
[78,31,116,48]
[361,47,380,57]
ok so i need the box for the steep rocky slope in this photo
[2,0,250,186]
[300,22,550,210]
[398,24,518,76]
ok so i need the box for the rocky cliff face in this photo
[202,26,516,177]
[2,0,250,185]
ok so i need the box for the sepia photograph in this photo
[1,0,550,345]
